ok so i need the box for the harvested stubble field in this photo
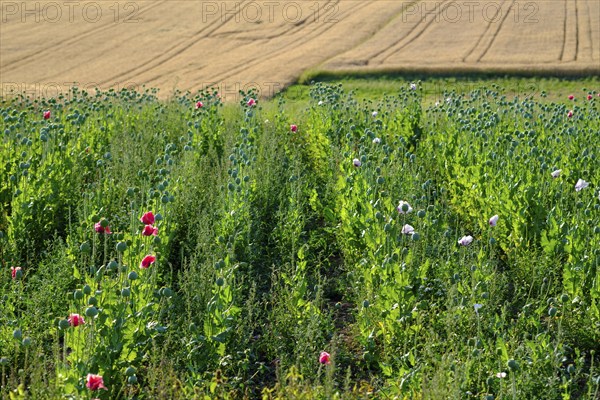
[1,0,599,99]
[318,0,600,77]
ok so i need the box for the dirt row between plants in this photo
[1,0,598,101]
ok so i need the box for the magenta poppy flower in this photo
[195,101,203,109]
[140,211,155,225]
[11,266,22,279]
[489,215,499,227]
[43,110,51,120]
[290,124,297,133]
[142,224,158,236]
[86,374,107,391]
[94,222,111,234]
[568,95,574,100]
[246,98,256,107]
[567,110,573,118]
[68,313,85,327]
[588,95,593,100]
[140,255,156,269]
[319,351,331,365]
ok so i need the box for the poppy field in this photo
[1,82,600,399]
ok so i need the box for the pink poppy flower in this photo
[86,374,107,391]
[290,124,297,133]
[94,222,111,234]
[11,266,22,279]
[489,215,499,227]
[568,95,574,100]
[140,211,155,225]
[43,110,51,120]
[195,101,203,109]
[140,255,156,269]
[319,351,331,365]
[68,313,85,327]
[246,98,256,107]
[567,110,573,118]
[142,224,158,236]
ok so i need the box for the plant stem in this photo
[511,372,517,400]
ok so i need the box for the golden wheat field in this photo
[1,0,598,99]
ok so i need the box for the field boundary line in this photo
[300,64,600,82]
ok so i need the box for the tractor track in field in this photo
[372,0,453,64]
[138,0,345,88]
[462,0,510,63]
[197,0,347,88]
[95,0,259,87]
[559,0,568,61]
[1,0,167,73]
[476,0,516,62]
[559,0,581,62]
[100,0,343,88]
[583,0,593,60]
[575,0,579,61]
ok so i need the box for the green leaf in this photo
[496,337,508,362]
[297,244,305,261]
[540,230,556,255]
